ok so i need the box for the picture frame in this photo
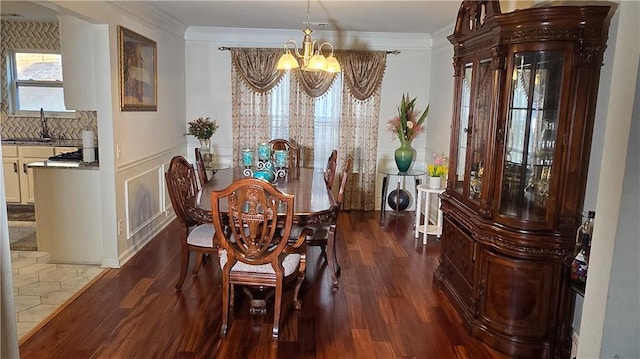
[118,26,157,111]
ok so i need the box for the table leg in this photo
[415,188,422,238]
[424,192,431,245]
[380,175,389,219]
[395,177,401,217]
[436,196,443,239]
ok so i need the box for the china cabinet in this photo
[433,2,610,358]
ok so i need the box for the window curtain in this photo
[336,51,387,210]
[230,48,284,164]
[230,48,387,210]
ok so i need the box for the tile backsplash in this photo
[1,20,98,146]
[1,110,98,145]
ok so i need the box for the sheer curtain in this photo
[336,50,387,211]
[230,48,387,210]
[230,48,284,164]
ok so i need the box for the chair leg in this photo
[221,273,230,338]
[327,224,339,288]
[272,280,283,340]
[175,246,190,290]
[320,244,328,262]
[293,271,305,310]
[192,253,204,275]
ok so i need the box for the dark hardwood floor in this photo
[19,211,508,358]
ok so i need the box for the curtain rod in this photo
[218,46,400,55]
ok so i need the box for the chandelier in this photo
[276,0,341,73]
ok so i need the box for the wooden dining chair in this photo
[304,157,351,288]
[194,147,208,189]
[165,156,216,290]
[324,149,338,190]
[211,178,312,340]
[327,157,352,287]
[269,138,301,174]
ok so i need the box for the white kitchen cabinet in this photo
[2,146,21,203]
[2,145,77,204]
[19,147,55,203]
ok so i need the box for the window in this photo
[270,72,342,169]
[8,51,70,113]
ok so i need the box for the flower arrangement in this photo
[187,117,218,140]
[387,93,429,144]
[428,153,448,177]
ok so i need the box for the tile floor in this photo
[8,221,36,246]
[9,221,104,341]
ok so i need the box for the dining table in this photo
[190,166,341,287]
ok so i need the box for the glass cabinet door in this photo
[454,63,473,196]
[467,59,492,202]
[499,51,563,222]
[454,59,492,205]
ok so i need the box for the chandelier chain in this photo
[306,0,311,27]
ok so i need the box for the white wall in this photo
[427,25,455,162]
[184,27,434,211]
[578,1,640,357]
[601,63,639,358]
[50,1,188,266]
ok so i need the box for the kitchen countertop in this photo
[1,138,83,147]
[28,161,99,170]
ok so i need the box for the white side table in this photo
[414,184,444,245]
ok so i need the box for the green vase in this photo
[394,139,414,173]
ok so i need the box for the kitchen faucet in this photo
[40,108,51,140]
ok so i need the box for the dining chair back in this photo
[299,157,351,288]
[269,138,301,175]
[194,147,208,189]
[211,178,311,339]
[165,156,216,289]
[324,149,338,190]
[337,158,352,209]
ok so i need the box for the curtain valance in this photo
[230,48,387,100]
[336,50,387,101]
[230,48,284,93]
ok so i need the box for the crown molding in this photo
[186,27,433,51]
[108,2,186,37]
[431,23,455,51]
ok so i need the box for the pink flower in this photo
[388,94,429,143]
[428,153,449,177]
[434,153,448,166]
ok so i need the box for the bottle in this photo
[570,211,595,283]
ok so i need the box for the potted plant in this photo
[187,117,219,149]
[387,94,429,172]
[427,153,448,188]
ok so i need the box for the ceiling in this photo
[1,1,463,34]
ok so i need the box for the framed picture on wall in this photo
[118,26,157,111]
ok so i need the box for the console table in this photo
[414,184,444,245]
[378,169,425,218]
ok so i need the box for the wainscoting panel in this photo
[124,166,164,240]
[162,160,173,214]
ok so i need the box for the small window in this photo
[8,51,70,113]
